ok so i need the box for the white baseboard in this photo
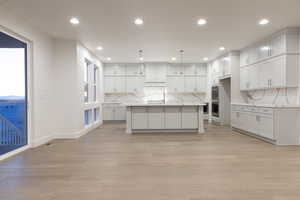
[0,122,103,162]
[31,135,54,148]
[0,145,29,161]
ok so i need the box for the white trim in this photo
[0,145,29,161]
[0,26,34,156]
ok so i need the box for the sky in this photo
[0,48,25,97]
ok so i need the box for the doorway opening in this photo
[0,31,28,155]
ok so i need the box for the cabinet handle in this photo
[270,79,272,87]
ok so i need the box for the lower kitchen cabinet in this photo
[128,105,202,131]
[182,107,198,129]
[165,107,181,129]
[148,107,165,129]
[103,103,126,121]
[132,107,148,129]
[231,104,300,145]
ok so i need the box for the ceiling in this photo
[1,0,300,63]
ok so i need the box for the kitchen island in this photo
[126,104,205,134]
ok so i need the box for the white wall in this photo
[0,6,56,147]
[0,6,104,151]
[52,40,104,138]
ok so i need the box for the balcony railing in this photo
[0,113,26,146]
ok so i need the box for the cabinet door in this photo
[114,76,126,93]
[132,107,148,129]
[269,56,284,88]
[248,64,259,89]
[167,76,184,93]
[196,64,207,75]
[258,115,274,139]
[126,64,142,75]
[103,106,114,120]
[240,67,249,90]
[126,77,144,93]
[184,76,197,92]
[104,65,115,75]
[114,64,126,75]
[184,64,196,75]
[168,64,184,75]
[148,107,165,129]
[271,33,285,56]
[259,61,270,89]
[182,107,198,129]
[196,76,207,93]
[247,113,259,134]
[104,76,114,93]
[258,41,270,60]
[114,106,126,120]
[165,107,181,129]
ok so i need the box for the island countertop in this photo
[125,103,206,107]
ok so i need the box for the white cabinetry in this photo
[165,107,181,129]
[167,76,184,93]
[240,28,300,91]
[231,104,300,145]
[240,55,298,90]
[104,64,145,94]
[129,105,202,131]
[184,76,197,92]
[103,103,126,121]
[132,107,148,129]
[126,76,144,93]
[182,107,198,129]
[104,76,126,93]
[196,76,207,93]
[148,107,165,129]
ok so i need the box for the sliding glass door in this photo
[0,32,27,155]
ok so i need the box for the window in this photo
[84,60,90,103]
[94,107,100,122]
[84,60,99,103]
[93,66,98,102]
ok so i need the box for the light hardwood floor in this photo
[1,122,300,200]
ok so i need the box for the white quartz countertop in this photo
[125,103,206,107]
[231,102,300,108]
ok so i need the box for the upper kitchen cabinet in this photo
[125,63,144,76]
[240,28,300,67]
[240,28,300,91]
[168,63,184,75]
[104,63,126,75]
[145,63,167,83]
[195,64,207,75]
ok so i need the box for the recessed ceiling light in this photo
[134,18,144,25]
[171,57,177,61]
[259,19,270,25]
[139,57,144,61]
[107,57,112,61]
[97,46,103,51]
[203,57,208,61]
[219,46,225,51]
[197,19,207,26]
[70,17,80,25]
